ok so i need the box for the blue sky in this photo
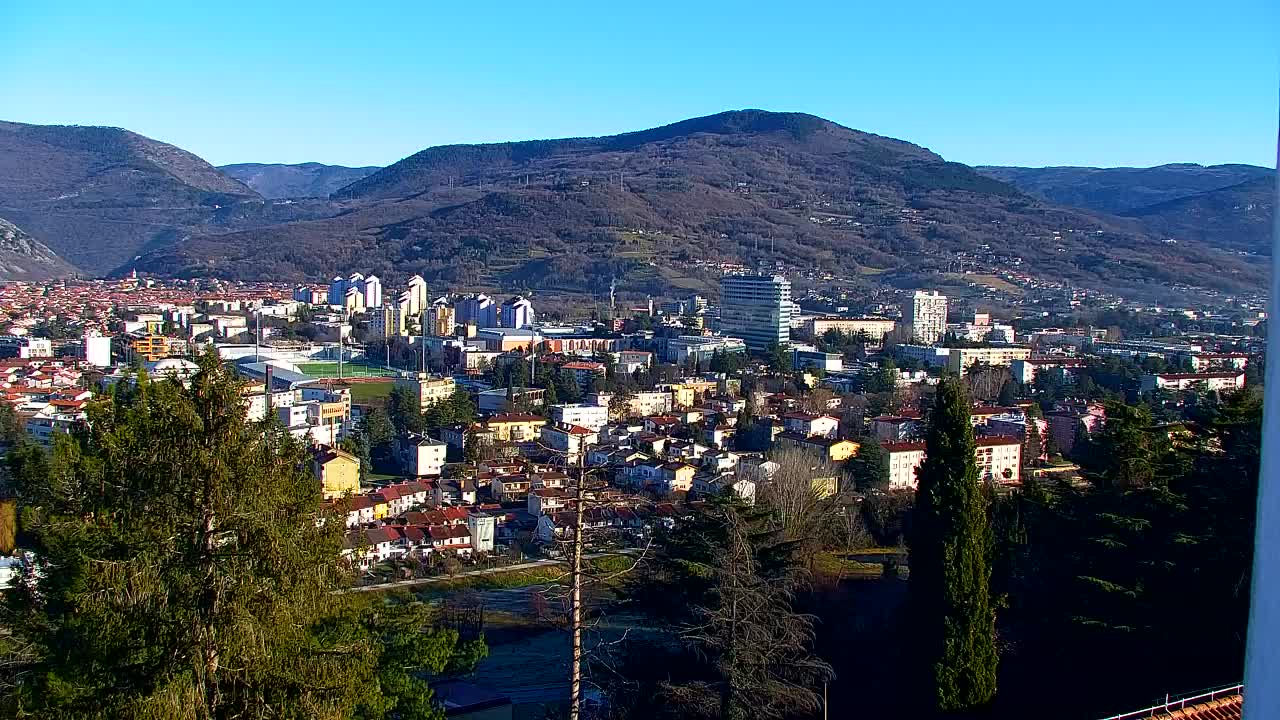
[1,0,1276,168]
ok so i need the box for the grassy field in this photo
[298,361,397,379]
[348,380,396,404]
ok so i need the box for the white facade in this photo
[719,274,792,350]
[550,403,609,432]
[404,437,447,477]
[457,293,498,328]
[500,296,534,329]
[468,515,496,553]
[84,333,112,367]
[904,291,948,344]
[1141,372,1246,393]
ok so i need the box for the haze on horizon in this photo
[1,0,1276,169]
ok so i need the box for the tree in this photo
[341,429,373,484]
[1023,420,1043,468]
[997,380,1019,407]
[610,497,832,720]
[847,437,889,491]
[0,404,22,445]
[758,447,842,557]
[764,342,791,375]
[0,355,483,718]
[908,378,998,712]
[556,371,582,404]
[387,384,426,435]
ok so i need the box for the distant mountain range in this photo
[218,162,380,199]
[0,112,1270,299]
[978,164,1274,256]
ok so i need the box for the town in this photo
[0,267,1262,596]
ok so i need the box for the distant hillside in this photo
[130,110,1267,296]
[0,120,279,274]
[1121,175,1275,255]
[219,162,380,199]
[0,217,77,280]
[976,164,1271,214]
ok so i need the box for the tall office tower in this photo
[718,274,792,351]
[904,290,948,344]
[500,295,534,329]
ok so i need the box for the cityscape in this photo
[0,2,1275,720]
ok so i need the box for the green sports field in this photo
[297,361,397,378]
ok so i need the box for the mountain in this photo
[218,162,381,199]
[0,217,77,280]
[0,121,348,275]
[1121,175,1275,255]
[975,164,1272,214]
[129,110,1267,297]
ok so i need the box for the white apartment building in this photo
[1140,371,1246,394]
[500,296,534,329]
[883,436,1021,490]
[401,435,448,477]
[719,274,792,350]
[903,291,948,344]
[550,403,610,432]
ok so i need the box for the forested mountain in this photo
[219,162,380,199]
[1121,175,1275,255]
[979,163,1275,255]
[128,111,1267,296]
[1,113,1268,296]
[976,163,1270,214]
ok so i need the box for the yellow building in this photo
[394,373,456,411]
[485,413,548,442]
[313,446,360,499]
[669,380,718,410]
[776,433,860,463]
[946,346,1033,373]
[131,334,171,362]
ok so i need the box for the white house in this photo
[550,403,609,432]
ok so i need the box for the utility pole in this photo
[569,447,587,720]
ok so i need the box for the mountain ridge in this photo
[126,110,1266,298]
[219,162,381,199]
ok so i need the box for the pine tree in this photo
[908,378,998,712]
[0,355,483,718]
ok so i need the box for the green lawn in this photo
[348,381,396,404]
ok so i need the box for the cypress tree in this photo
[909,378,998,712]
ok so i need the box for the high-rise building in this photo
[426,297,456,336]
[500,296,534,329]
[718,274,792,351]
[326,273,382,309]
[457,293,498,328]
[904,290,948,344]
[405,275,429,316]
[83,331,112,367]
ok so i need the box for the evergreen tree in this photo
[997,380,1018,407]
[387,384,426,435]
[556,371,582,403]
[0,355,483,718]
[847,437,889,491]
[1023,420,1043,467]
[908,378,998,712]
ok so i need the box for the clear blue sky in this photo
[2,0,1276,168]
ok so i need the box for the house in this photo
[774,432,860,463]
[561,360,607,389]
[312,445,360,499]
[490,473,532,502]
[1046,410,1102,456]
[782,412,839,439]
[870,414,921,442]
[692,472,757,504]
[484,413,548,442]
[883,441,928,491]
[528,488,570,516]
[658,462,697,494]
[539,423,599,464]
[398,434,447,477]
